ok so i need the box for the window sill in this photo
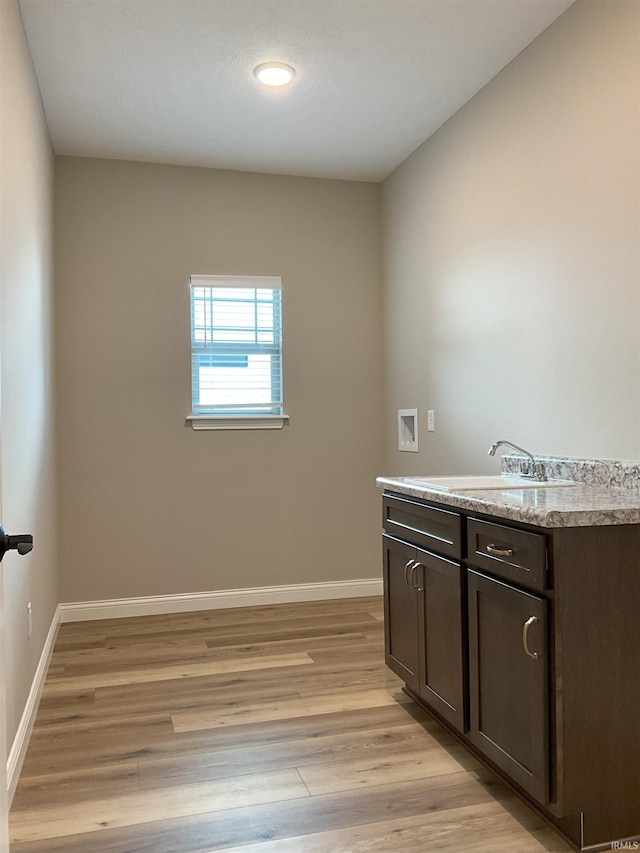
[186,415,289,431]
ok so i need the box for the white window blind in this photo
[189,275,283,419]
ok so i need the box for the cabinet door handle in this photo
[409,562,423,592]
[404,560,414,587]
[486,543,514,558]
[522,616,539,660]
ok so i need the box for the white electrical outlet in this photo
[27,601,33,639]
[427,410,435,432]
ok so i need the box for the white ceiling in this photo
[19,0,575,182]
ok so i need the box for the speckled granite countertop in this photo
[376,474,640,528]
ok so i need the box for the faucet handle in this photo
[534,461,547,482]
[518,460,547,481]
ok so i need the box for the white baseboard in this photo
[60,578,383,623]
[7,604,61,804]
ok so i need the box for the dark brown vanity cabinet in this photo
[383,495,465,732]
[382,490,640,852]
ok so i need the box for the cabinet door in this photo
[416,548,466,732]
[383,534,419,691]
[467,569,549,804]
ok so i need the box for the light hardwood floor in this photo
[10,597,572,852]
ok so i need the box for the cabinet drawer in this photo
[467,518,547,591]
[383,494,461,559]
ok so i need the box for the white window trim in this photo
[190,274,282,289]
[186,414,289,431]
[188,274,287,430]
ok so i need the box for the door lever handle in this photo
[0,525,34,562]
[14,539,34,555]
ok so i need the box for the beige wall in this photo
[382,0,640,475]
[0,0,59,751]
[55,158,384,602]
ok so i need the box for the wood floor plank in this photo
[137,721,446,789]
[304,645,386,667]
[165,700,436,757]
[171,687,410,732]
[288,664,400,697]
[197,631,377,658]
[19,714,176,776]
[42,651,314,695]
[10,762,139,810]
[91,611,380,645]
[296,737,480,795]
[9,770,504,853]
[180,631,371,659]
[51,635,106,652]
[22,703,433,778]
[50,637,211,668]
[65,620,378,651]
[213,800,570,853]
[9,768,309,844]
[33,688,95,723]
[38,678,298,730]
[201,621,380,650]
[55,638,384,701]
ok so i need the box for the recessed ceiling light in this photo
[253,62,296,87]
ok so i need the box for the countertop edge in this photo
[376,477,640,528]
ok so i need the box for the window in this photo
[187,275,286,429]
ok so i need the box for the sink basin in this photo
[402,475,575,492]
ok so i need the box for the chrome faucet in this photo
[488,440,547,482]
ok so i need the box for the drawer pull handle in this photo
[409,562,423,592]
[486,543,514,558]
[522,616,539,660]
